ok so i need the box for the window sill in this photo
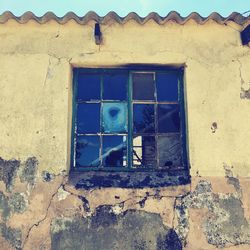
[69,169,191,189]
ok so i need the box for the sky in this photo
[0,0,249,17]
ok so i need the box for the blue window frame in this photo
[71,68,188,173]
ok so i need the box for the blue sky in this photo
[0,0,249,17]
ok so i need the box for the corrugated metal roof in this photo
[0,11,249,25]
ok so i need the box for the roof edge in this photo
[0,11,249,25]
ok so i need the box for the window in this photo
[71,67,189,188]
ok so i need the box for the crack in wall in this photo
[237,58,250,99]
[22,176,67,249]
[0,156,249,249]
[63,183,190,218]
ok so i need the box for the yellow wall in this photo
[0,19,250,177]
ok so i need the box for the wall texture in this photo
[0,15,250,249]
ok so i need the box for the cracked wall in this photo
[0,158,249,249]
[0,18,250,249]
[0,20,250,176]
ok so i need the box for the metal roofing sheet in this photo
[0,11,249,25]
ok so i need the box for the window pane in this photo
[102,136,127,167]
[133,136,156,167]
[77,74,100,101]
[75,136,100,167]
[133,104,155,133]
[77,103,100,133]
[156,73,179,102]
[132,73,155,100]
[102,103,127,133]
[103,74,127,100]
[157,104,180,133]
[158,135,182,168]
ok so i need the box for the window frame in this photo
[71,66,189,173]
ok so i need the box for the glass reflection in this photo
[157,104,180,133]
[77,103,100,134]
[133,136,156,167]
[158,135,182,168]
[102,103,127,133]
[75,136,100,167]
[156,73,178,102]
[103,74,127,100]
[133,104,155,133]
[132,73,155,100]
[102,136,127,167]
[77,74,100,101]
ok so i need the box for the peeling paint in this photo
[0,191,11,219]
[77,195,91,213]
[0,157,20,191]
[57,186,70,201]
[0,192,27,220]
[42,171,55,182]
[223,164,242,198]
[0,223,22,250]
[157,229,182,250]
[175,180,250,248]
[51,206,178,250]
[8,193,27,214]
[20,157,38,186]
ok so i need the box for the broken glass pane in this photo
[75,135,100,167]
[77,74,100,101]
[103,74,128,101]
[102,103,127,133]
[158,134,182,168]
[156,73,179,102]
[132,73,155,100]
[133,136,156,167]
[102,136,127,167]
[77,103,100,134]
[157,104,180,133]
[133,104,155,133]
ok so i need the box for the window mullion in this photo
[100,75,103,168]
[127,71,133,169]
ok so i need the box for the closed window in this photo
[71,67,188,176]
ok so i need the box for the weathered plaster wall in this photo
[0,19,250,176]
[0,19,249,249]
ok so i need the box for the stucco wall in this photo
[0,19,249,249]
[1,19,250,176]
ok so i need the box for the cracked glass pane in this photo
[156,73,179,102]
[77,74,100,101]
[76,136,100,167]
[157,104,180,133]
[103,74,128,101]
[77,103,100,133]
[133,136,156,168]
[133,104,155,133]
[158,134,182,168]
[102,103,127,133]
[102,136,127,167]
[132,73,155,100]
